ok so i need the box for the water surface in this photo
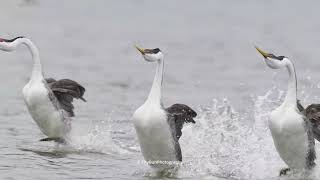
[1,0,320,179]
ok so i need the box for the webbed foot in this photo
[39,137,66,144]
[279,167,290,176]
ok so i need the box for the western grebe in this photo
[255,46,320,176]
[0,36,86,143]
[133,46,197,171]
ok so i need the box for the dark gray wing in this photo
[166,104,197,140]
[305,104,320,142]
[166,104,197,161]
[297,100,316,168]
[45,78,86,117]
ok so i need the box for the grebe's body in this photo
[0,37,86,142]
[133,102,178,164]
[255,47,319,175]
[269,103,314,169]
[133,46,196,171]
[23,79,67,138]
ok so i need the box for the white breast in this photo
[23,81,66,138]
[133,103,178,169]
[269,106,309,169]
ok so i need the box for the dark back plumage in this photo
[46,78,86,117]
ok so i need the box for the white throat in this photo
[282,59,297,108]
[19,38,43,83]
[145,58,164,106]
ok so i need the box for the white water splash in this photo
[65,112,129,155]
[178,88,320,180]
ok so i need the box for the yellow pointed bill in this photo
[135,45,145,55]
[255,46,270,58]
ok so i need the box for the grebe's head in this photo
[135,45,163,62]
[255,46,288,69]
[0,36,25,52]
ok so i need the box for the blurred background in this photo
[0,0,320,179]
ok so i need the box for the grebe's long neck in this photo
[146,58,164,106]
[283,59,297,107]
[18,38,43,83]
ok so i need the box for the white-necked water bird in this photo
[133,46,197,172]
[0,36,86,143]
[255,46,320,176]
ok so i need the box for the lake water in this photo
[1,0,320,179]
